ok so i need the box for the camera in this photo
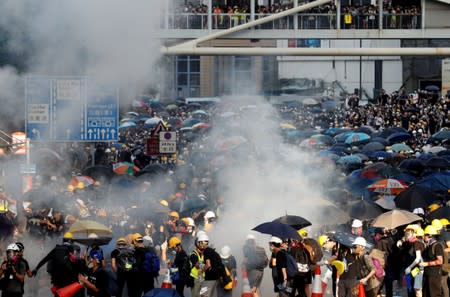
[5,261,13,271]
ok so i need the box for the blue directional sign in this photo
[25,76,118,142]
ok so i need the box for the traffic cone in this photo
[55,282,83,297]
[161,270,172,289]
[311,265,323,297]
[241,269,253,297]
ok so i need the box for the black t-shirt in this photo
[275,250,288,285]
[423,241,444,276]
[87,268,110,297]
[203,247,223,281]
[340,253,358,280]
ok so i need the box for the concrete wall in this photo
[425,1,450,28]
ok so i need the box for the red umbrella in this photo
[112,162,140,175]
[367,178,408,195]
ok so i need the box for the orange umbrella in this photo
[367,178,408,195]
[112,162,140,175]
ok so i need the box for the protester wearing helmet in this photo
[268,236,290,295]
[133,233,160,295]
[78,250,110,297]
[419,225,444,297]
[189,233,208,297]
[0,243,27,297]
[353,237,381,297]
[218,245,237,297]
[402,224,426,297]
[242,234,267,297]
[111,237,136,297]
[351,219,364,236]
[199,232,226,297]
[15,242,33,278]
[168,236,189,297]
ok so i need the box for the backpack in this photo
[246,246,269,270]
[432,241,450,274]
[221,267,234,291]
[142,249,160,275]
[368,248,386,279]
[115,247,136,273]
[285,252,299,278]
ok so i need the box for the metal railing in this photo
[165,12,421,30]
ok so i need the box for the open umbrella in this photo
[69,176,94,187]
[371,209,422,229]
[72,235,112,246]
[119,121,137,130]
[427,129,450,144]
[387,132,412,145]
[362,142,386,153]
[331,231,374,249]
[348,199,384,220]
[302,98,319,105]
[390,143,413,153]
[68,220,112,236]
[252,221,302,240]
[427,206,450,220]
[345,132,371,146]
[82,165,114,180]
[273,215,312,229]
[394,185,439,211]
[179,198,209,214]
[112,162,140,175]
[367,178,408,195]
[373,195,397,210]
[425,85,440,92]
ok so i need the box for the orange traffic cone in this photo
[311,265,323,297]
[241,269,253,297]
[55,282,83,297]
[161,270,172,289]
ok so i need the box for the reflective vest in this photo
[190,250,205,280]
[344,13,352,24]
[0,199,8,213]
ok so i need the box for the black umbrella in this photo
[135,163,169,177]
[426,157,450,170]
[425,85,440,92]
[427,206,450,220]
[331,231,374,249]
[362,142,386,152]
[348,199,384,220]
[387,132,412,145]
[252,221,302,240]
[370,137,389,146]
[379,127,408,139]
[394,185,439,211]
[398,159,425,176]
[179,198,209,214]
[82,165,114,181]
[273,215,312,229]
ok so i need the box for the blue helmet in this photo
[90,250,104,262]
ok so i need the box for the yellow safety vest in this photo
[344,13,352,24]
[0,199,8,213]
[190,250,205,279]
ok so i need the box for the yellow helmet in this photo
[427,203,440,213]
[431,219,443,231]
[424,225,438,236]
[318,235,330,247]
[298,229,308,237]
[67,185,75,192]
[131,233,143,243]
[63,232,73,239]
[77,182,85,190]
[160,199,169,207]
[331,260,345,276]
[415,228,424,237]
[404,224,420,232]
[168,237,182,249]
[440,218,449,226]
[116,237,127,245]
[169,211,179,219]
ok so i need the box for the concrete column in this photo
[336,0,341,30]
[421,0,425,30]
[208,0,212,31]
[251,0,255,22]
[294,0,298,30]
[378,0,382,30]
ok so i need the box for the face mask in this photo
[69,254,77,263]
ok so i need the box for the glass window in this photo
[175,55,200,98]
[178,60,188,72]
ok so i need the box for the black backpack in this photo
[246,246,269,270]
[115,247,136,273]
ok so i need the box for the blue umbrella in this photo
[391,143,413,153]
[415,172,450,192]
[142,117,163,129]
[323,127,351,137]
[182,118,201,127]
[119,121,137,129]
[366,151,392,160]
[427,129,450,144]
[252,221,302,240]
[192,109,207,115]
[362,142,386,152]
[337,154,363,165]
[344,132,371,145]
[334,131,353,143]
[425,85,440,92]
[387,132,412,145]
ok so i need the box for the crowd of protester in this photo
[170,1,421,30]
[0,87,448,297]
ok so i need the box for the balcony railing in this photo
[165,12,421,30]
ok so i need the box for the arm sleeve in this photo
[34,249,54,272]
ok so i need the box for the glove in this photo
[31,270,37,277]
[405,267,411,275]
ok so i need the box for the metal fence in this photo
[165,13,421,30]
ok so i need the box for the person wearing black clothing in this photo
[133,233,157,296]
[374,230,397,297]
[203,241,225,297]
[337,247,358,297]
[110,238,136,297]
[0,244,27,297]
[78,250,110,297]
[268,236,288,295]
[168,237,188,297]
[419,227,444,297]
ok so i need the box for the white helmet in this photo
[351,219,363,228]
[197,232,210,242]
[269,236,283,244]
[246,234,256,240]
[204,211,216,219]
[220,245,231,259]
[6,243,19,251]
[352,237,367,247]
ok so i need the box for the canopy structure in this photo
[161,0,450,57]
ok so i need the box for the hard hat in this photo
[197,232,210,242]
[88,233,98,239]
[404,224,420,232]
[15,242,24,251]
[427,203,440,213]
[318,235,330,247]
[431,219,443,231]
[182,217,195,227]
[416,228,424,237]
[143,236,153,247]
[160,199,169,207]
[77,182,85,190]
[63,232,74,239]
[168,237,182,249]
[351,219,363,228]
[169,211,179,219]
[298,229,308,237]
[204,211,216,219]
[67,185,75,192]
[116,237,127,245]
[179,182,186,189]
[246,234,256,241]
[352,236,367,247]
[6,243,20,251]
[424,225,438,236]
[90,250,104,262]
[131,233,144,243]
[413,207,425,215]
[332,260,345,276]
[440,218,449,226]
[220,245,231,259]
[269,236,283,244]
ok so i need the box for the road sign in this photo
[159,131,177,153]
[25,76,118,142]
